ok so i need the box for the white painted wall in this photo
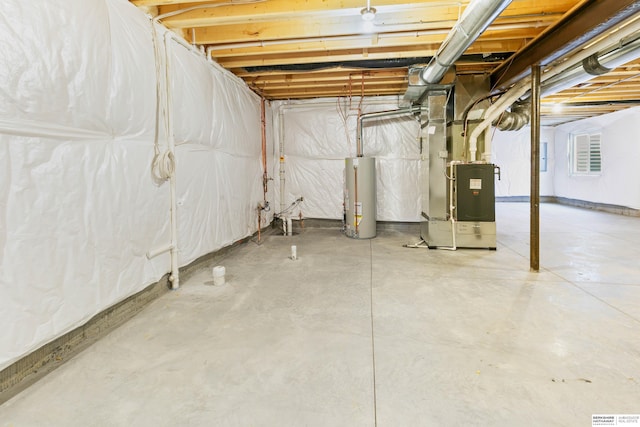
[491,126,556,197]
[553,106,640,210]
[490,107,640,211]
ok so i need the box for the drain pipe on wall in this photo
[146,19,181,290]
[163,31,180,290]
[145,1,268,289]
[442,161,463,251]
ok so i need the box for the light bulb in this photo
[360,7,376,21]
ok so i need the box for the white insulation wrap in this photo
[272,98,422,222]
[0,0,266,371]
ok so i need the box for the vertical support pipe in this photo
[530,65,541,272]
[356,118,362,157]
[279,112,286,214]
[260,98,268,201]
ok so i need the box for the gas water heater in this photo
[344,157,376,239]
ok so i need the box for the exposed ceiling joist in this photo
[217,40,525,68]
[491,0,640,90]
[129,0,640,123]
[204,27,540,59]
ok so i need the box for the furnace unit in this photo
[451,162,497,248]
[411,73,499,249]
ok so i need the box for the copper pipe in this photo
[257,207,262,243]
[260,97,268,199]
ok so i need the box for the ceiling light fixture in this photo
[361,0,376,21]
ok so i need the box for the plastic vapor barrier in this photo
[271,99,422,222]
[0,0,266,371]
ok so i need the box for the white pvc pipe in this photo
[151,6,286,290]
[469,14,640,162]
[150,19,181,290]
[287,217,293,236]
[469,78,531,161]
[168,159,179,290]
[441,161,460,251]
[163,33,180,290]
[146,243,174,260]
[205,23,537,52]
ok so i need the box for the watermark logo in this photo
[593,414,640,426]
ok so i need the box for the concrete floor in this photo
[1,202,639,426]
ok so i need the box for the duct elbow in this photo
[583,54,612,76]
[494,112,529,131]
[493,101,530,131]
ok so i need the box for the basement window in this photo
[570,132,602,175]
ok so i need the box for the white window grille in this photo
[571,132,601,175]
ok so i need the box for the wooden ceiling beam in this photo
[188,14,557,45]
[215,40,524,68]
[247,77,407,88]
[247,80,407,92]
[133,0,217,5]
[552,86,640,96]
[237,69,409,82]
[247,77,407,91]
[157,0,465,27]
[262,86,407,99]
[206,27,541,58]
[209,32,449,58]
[545,93,640,103]
[128,0,640,104]
[192,17,454,45]
[152,0,575,28]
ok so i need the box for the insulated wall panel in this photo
[0,0,266,371]
[272,99,422,222]
[169,41,263,266]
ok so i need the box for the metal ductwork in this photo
[541,34,640,98]
[493,34,640,132]
[356,106,424,156]
[494,101,530,131]
[582,55,613,76]
[420,0,513,84]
